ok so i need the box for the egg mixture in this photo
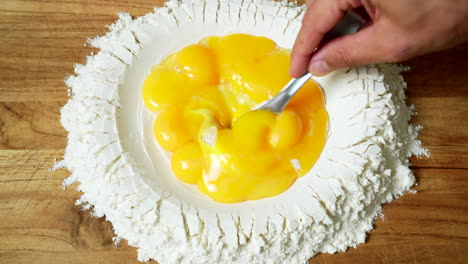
[142,34,327,203]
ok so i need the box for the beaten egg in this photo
[142,33,328,203]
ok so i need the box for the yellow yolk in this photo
[142,34,328,203]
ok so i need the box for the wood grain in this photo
[0,0,467,264]
[0,102,67,150]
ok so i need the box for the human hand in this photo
[290,0,468,77]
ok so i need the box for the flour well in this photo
[59,0,428,263]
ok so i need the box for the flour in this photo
[59,0,428,263]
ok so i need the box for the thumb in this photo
[308,26,396,75]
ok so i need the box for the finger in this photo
[290,0,343,77]
[307,24,400,75]
[290,0,364,77]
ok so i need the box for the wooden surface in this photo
[0,0,467,263]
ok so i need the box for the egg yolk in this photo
[142,34,328,203]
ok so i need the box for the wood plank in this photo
[410,145,468,169]
[404,44,468,98]
[0,150,153,263]
[0,12,109,102]
[409,97,468,146]
[408,96,468,169]
[0,251,145,264]
[0,0,163,102]
[0,102,67,150]
[1,0,160,16]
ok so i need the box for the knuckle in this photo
[292,44,311,58]
[334,47,355,67]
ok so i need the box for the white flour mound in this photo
[60,0,428,263]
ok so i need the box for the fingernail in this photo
[309,61,330,76]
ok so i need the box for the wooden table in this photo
[0,1,467,263]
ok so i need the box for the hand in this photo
[290,0,468,77]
